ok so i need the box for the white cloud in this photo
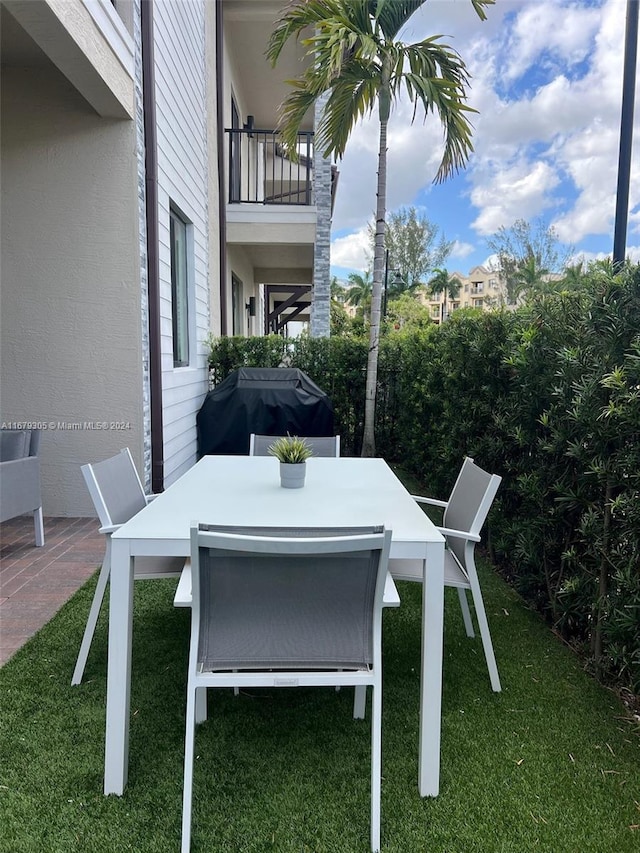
[330,227,371,272]
[471,160,560,235]
[449,240,475,261]
[332,100,454,232]
[462,0,637,243]
[329,0,639,273]
[503,1,601,82]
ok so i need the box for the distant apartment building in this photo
[1,0,333,515]
[421,265,508,323]
[421,264,565,322]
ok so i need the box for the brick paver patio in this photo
[0,516,103,666]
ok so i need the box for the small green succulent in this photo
[268,434,314,464]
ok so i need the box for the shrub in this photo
[206,263,640,692]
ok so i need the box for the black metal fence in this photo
[226,128,314,205]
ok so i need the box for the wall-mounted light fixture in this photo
[243,115,254,138]
[246,296,256,316]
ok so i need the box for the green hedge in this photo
[207,263,640,692]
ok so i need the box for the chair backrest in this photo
[190,524,391,672]
[443,457,501,566]
[81,448,147,529]
[0,428,40,461]
[249,433,340,457]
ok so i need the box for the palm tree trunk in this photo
[362,66,390,457]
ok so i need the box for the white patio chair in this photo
[71,448,185,685]
[389,456,503,692]
[249,433,340,457]
[180,523,394,853]
[0,428,45,546]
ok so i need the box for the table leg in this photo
[418,539,445,797]
[104,538,134,795]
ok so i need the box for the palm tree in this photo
[427,267,461,322]
[560,261,586,291]
[267,0,493,456]
[512,254,550,300]
[346,270,373,318]
[330,275,348,302]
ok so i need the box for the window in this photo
[473,298,484,309]
[231,274,243,335]
[170,207,190,367]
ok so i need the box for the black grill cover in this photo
[197,368,334,456]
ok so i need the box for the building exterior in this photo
[422,265,566,321]
[1,0,331,515]
[221,1,334,338]
[421,265,508,322]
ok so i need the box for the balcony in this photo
[226,127,314,206]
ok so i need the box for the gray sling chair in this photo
[0,428,45,546]
[389,456,503,692]
[180,524,395,853]
[71,448,185,685]
[249,433,340,457]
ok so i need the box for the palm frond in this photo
[370,0,429,40]
[317,68,379,157]
[266,0,347,65]
[276,86,319,153]
[270,0,487,177]
[398,38,476,181]
[471,0,495,22]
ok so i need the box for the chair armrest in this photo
[0,456,42,521]
[383,572,400,608]
[436,526,481,543]
[98,524,121,535]
[173,560,193,607]
[411,495,448,508]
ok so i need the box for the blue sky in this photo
[330,0,640,280]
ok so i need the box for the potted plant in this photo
[268,435,314,488]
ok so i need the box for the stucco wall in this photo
[1,64,142,516]
[4,0,135,118]
[226,244,256,335]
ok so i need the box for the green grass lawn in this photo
[1,562,638,852]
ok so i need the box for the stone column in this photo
[310,94,331,338]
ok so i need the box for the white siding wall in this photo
[154,0,210,484]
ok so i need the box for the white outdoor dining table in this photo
[105,455,445,798]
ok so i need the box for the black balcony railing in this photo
[226,128,314,205]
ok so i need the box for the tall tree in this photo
[330,274,348,302]
[386,291,433,329]
[268,0,493,456]
[513,255,550,299]
[487,218,572,304]
[346,270,373,319]
[560,261,587,291]
[367,206,453,294]
[427,267,461,322]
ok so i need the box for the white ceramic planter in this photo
[279,461,306,489]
